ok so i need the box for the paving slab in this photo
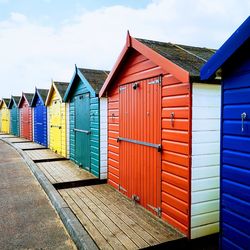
[0,140,76,250]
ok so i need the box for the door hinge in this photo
[147,204,161,217]
[148,78,161,85]
[119,185,127,192]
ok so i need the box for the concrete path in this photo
[0,140,76,250]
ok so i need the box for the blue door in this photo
[34,100,47,147]
[221,59,250,249]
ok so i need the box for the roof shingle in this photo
[137,38,216,77]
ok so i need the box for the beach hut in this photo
[201,17,250,249]
[99,33,221,239]
[0,98,10,133]
[45,81,69,157]
[18,93,33,140]
[64,67,109,178]
[8,96,20,136]
[31,88,49,147]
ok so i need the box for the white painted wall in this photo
[191,83,221,239]
[99,97,108,179]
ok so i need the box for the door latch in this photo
[170,112,175,127]
[241,112,247,132]
[132,194,140,204]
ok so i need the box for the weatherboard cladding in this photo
[0,99,10,133]
[47,82,68,157]
[201,18,250,249]
[19,93,33,140]
[9,96,20,136]
[104,35,220,238]
[32,89,48,146]
[67,68,108,178]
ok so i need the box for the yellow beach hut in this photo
[45,81,69,157]
[0,98,10,134]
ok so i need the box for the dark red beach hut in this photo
[18,93,33,141]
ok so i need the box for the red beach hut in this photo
[18,93,34,141]
[100,33,221,239]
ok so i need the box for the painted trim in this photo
[201,16,250,80]
[45,82,64,106]
[18,93,33,108]
[99,33,189,97]
[64,67,97,101]
[31,88,46,106]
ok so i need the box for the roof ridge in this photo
[171,43,207,62]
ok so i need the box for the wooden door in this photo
[74,93,90,170]
[119,77,162,216]
[22,104,30,139]
[50,99,62,154]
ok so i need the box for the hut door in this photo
[2,107,8,132]
[119,77,162,216]
[75,93,90,170]
[50,100,62,154]
[23,104,29,139]
[36,103,45,145]
[11,108,18,136]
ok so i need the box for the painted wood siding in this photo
[107,50,162,189]
[108,85,120,188]
[1,103,10,133]
[10,107,19,136]
[69,101,75,160]
[20,101,33,141]
[191,83,221,239]
[48,90,67,157]
[161,74,191,236]
[90,96,100,177]
[221,58,250,249]
[100,97,108,179]
[33,97,47,147]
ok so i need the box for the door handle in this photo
[170,112,175,127]
[241,112,247,132]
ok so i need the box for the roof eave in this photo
[99,33,190,97]
[201,16,250,80]
[99,33,131,97]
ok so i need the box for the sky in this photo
[0,0,249,98]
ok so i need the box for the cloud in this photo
[0,0,249,97]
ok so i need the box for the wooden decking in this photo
[0,136,185,249]
[5,137,31,143]
[15,142,45,150]
[25,149,64,161]
[59,184,183,250]
[37,160,96,184]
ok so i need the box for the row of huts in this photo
[1,17,249,248]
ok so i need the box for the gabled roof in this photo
[0,98,10,108]
[8,96,20,108]
[99,32,215,97]
[45,81,69,105]
[201,16,250,80]
[31,88,49,106]
[18,93,34,107]
[2,98,10,107]
[64,66,109,101]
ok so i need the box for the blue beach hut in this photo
[31,88,49,147]
[201,17,250,249]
